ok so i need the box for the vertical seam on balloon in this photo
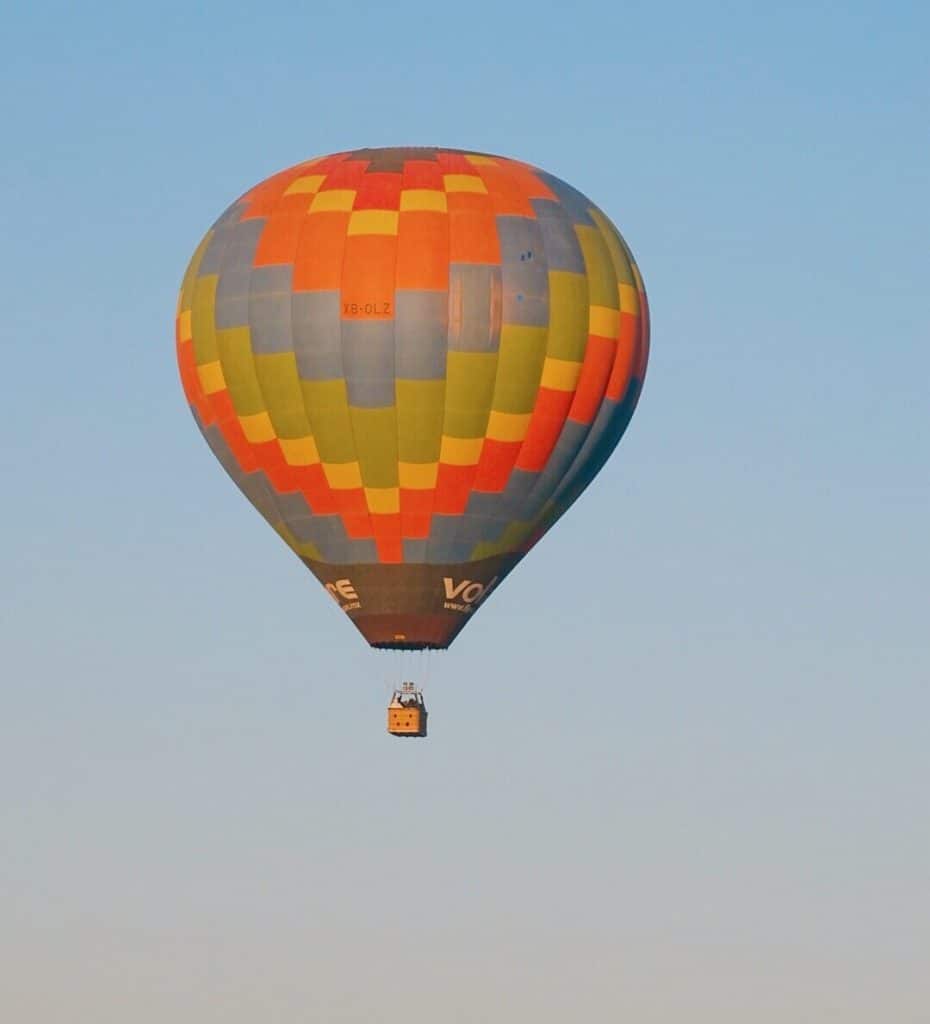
[550,218,641,512]
[285,169,325,531]
[511,200,584,487]
[517,204,591,522]
[520,207,611,524]
[290,154,349,543]
[472,160,552,557]
[606,215,643,380]
[630,254,651,383]
[336,157,377,559]
[457,162,504,561]
[428,156,496,564]
[178,227,215,418]
[536,214,624,518]
[389,161,403,564]
[416,147,451,566]
[535,248,649,526]
[424,152,455,565]
[241,184,319,554]
[210,207,293,538]
[464,160,507,555]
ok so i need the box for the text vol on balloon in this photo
[442,576,499,613]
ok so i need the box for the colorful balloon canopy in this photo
[177,147,649,649]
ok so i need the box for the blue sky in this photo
[3,2,928,1021]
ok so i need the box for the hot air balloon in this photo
[176,147,649,735]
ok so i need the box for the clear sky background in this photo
[2,1,928,1021]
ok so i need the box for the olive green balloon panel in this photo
[176,147,649,649]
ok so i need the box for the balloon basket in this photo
[387,682,428,738]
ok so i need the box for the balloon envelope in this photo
[177,147,648,649]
